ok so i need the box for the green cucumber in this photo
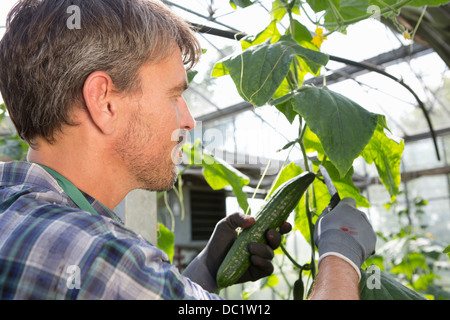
[216,171,316,288]
[293,277,305,300]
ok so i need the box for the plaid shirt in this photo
[0,161,221,300]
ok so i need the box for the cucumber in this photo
[293,277,305,300]
[216,171,316,288]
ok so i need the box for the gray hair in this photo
[0,0,201,145]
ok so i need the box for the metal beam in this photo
[305,43,432,87]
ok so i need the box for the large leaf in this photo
[303,129,370,207]
[361,123,404,203]
[272,86,379,177]
[360,268,427,300]
[182,140,250,214]
[212,35,329,106]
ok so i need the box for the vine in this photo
[204,0,448,299]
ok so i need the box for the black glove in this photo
[183,212,291,292]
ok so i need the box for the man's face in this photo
[114,46,195,192]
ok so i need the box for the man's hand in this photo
[183,212,291,292]
[314,197,377,280]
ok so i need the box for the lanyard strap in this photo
[41,165,99,216]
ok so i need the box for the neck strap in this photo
[41,165,99,216]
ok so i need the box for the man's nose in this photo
[179,98,196,131]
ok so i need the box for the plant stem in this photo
[305,189,316,279]
[163,191,175,232]
[410,5,428,49]
[280,243,303,269]
[326,0,345,27]
[298,124,310,173]
[298,2,319,25]
[297,123,316,279]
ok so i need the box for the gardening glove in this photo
[314,197,376,281]
[183,212,291,293]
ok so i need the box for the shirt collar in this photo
[0,161,124,225]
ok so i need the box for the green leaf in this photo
[321,160,370,207]
[263,273,280,288]
[230,0,256,9]
[270,0,288,22]
[212,36,329,106]
[391,252,428,278]
[409,0,450,7]
[324,0,369,25]
[290,20,314,45]
[157,222,175,262]
[273,86,379,177]
[444,245,450,262]
[306,0,340,13]
[187,70,198,83]
[289,21,322,79]
[211,61,229,78]
[362,122,404,203]
[274,97,298,124]
[182,140,250,214]
[241,20,281,50]
[360,268,427,300]
[267,162,304,198]
[303,130,369,207]
[303,126,325,157]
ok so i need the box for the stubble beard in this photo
[114,111,178,192]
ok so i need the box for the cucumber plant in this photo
[202,0,449,299]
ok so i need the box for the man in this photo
[0,0,376,300]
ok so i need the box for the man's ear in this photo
[82,71,118,135]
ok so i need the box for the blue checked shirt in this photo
[0,161,221,300]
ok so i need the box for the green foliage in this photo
[0,104,28,161]
[445,245,450,258]
[206,0,446,300]
[408,0,449,6]
[363,195,450,299]
[213,3,405,209]
[157,222,175,262]
[362,123,404,204]
[212,35,329,106]
[272,87,382,177]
